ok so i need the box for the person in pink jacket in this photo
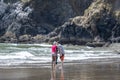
[51,41,58,68]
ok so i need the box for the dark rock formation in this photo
[0,0,120,45]
[0,0,95,43]
[30,0,93,29]
[0,1,33,40]
[47,21,93,45]
[48,0,120,46]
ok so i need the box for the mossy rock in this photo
[21,0,31,3]
[114,11,120,24]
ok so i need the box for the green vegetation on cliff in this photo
[21,0,31,3]
[0,0,120,44]
[114,11,120,24]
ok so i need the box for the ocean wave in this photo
[0,51,34,59]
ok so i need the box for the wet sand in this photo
[0,58,120,80]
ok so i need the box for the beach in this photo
[0,43,120,80]
[0,58,120,80]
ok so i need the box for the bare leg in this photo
[60,55,64,67]
[61,61,63,68]
[52,61,56,69]
[52,55,56,69]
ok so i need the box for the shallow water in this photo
[0,43,120,68]
[63,61,120,80]
[0,43,120,80]
[0,59,120,80]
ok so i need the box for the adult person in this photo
[57,43,65,66]
[51,41,58,68]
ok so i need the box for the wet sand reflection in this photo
[51,65,64,80]
[51,67,56,80]
[60,67,64,80]
[1,59,120,80]
[51,60,120,80]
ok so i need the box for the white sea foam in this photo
[10,51,34,57]
[0,51,34,59]
[32,43,52,47]
[0,43,120,67]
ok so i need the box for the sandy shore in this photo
[0,58,120,80]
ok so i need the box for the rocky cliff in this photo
[0,0,120,45]
[47,0,120,45]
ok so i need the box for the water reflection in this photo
[64,63,120,80]
[51,65,64,80]
[50,58,120,80]
[51,67,56,80]
[60,67,64,80]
